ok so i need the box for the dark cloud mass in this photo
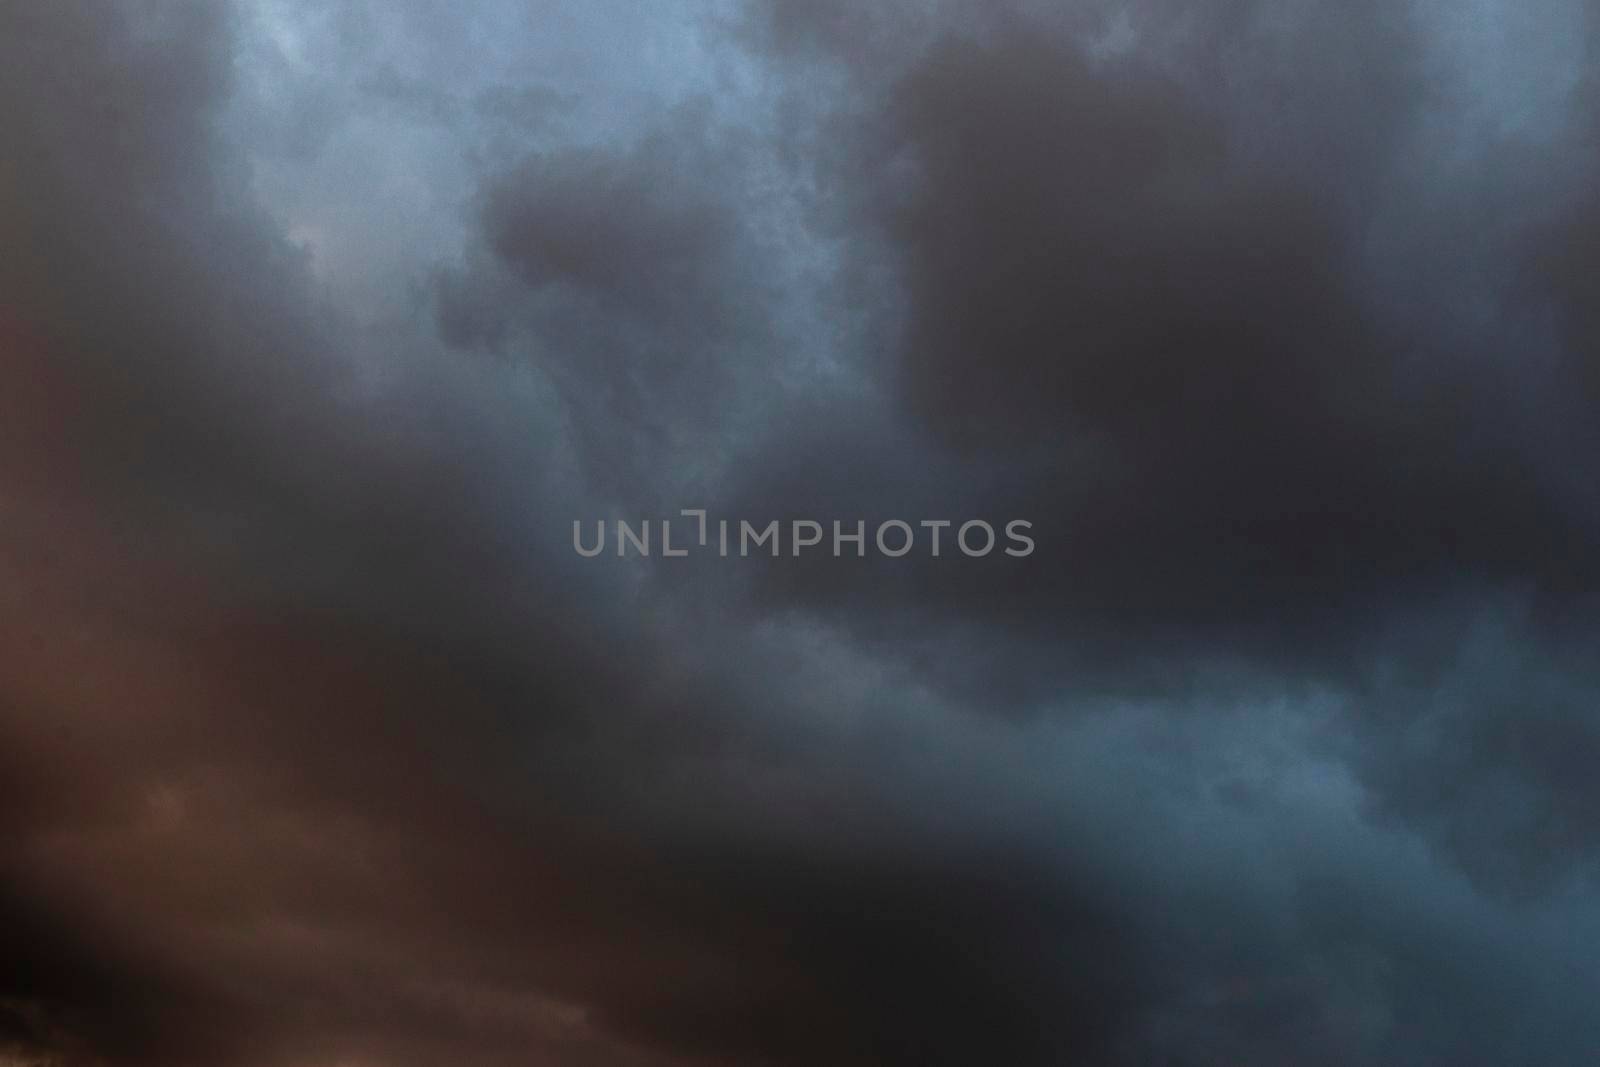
[4,1,1600,1065]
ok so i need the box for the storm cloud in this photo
[4,2,1600,1065]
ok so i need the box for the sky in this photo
[2,1,1600,1064]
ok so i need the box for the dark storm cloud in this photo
[4,8,1168,1064]
[727,2,1598,670]
[728,0,1600,917]
[8,1,1600,1066]
[0,2,643,1062]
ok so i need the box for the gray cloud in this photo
[5,2,1600,1066]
